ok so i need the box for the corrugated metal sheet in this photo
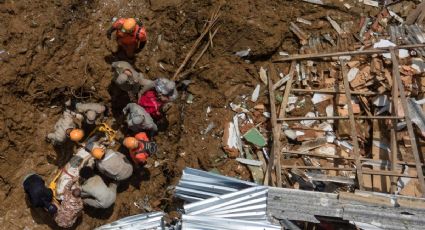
[175,167,257,203]
[184,187,268,221]
[181,215,281,230]
[94,211,165,230]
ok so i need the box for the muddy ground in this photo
[0,0,383,229]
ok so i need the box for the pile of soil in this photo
[0,0,366,229]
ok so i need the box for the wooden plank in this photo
[390,54,400,194]
[279,61,297,119]
[340,59,364,190]
[390,48,425,198]
[371,120,391,193]
[291,88,379,95]
[267,64,282,187]
[268,63,282,187]
[282,150,422,167]
[274,44,425,62]
[278,116,402,121]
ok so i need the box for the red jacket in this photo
[112,18,147,46]
[138,90,163,120]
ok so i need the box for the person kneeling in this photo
[79,167,117,209]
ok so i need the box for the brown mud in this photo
[0,0,377,229]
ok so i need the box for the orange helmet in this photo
[123,137,139,150]
[91,147,105,160]
[69,129,84,142]
[135,132,149,141]
[122,18,136,33]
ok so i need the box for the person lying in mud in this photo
[46,110,84,145]
[23,173,58,215]
[79,166,117,209]
[106,17,147,58]
[111,61,153,100]
[137,78,178,121]
[75,102,106,126]
[53,177,83,228]
[123,132,157,166]
[123,102,158,136]
[55,145,94,200]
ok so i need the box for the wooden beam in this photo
[274,44,425,62]
[278,116,402,121]
[281,165,417,178]
[390,48,425,197]
[340,59,364,190]
[268,64,281,187]
[282,150,422,167]
[291,88,379,95]
[390,50,400,193]
[279,61,297,119]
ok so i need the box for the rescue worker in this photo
[123,132,157,165]
[56,146,94,200]
[123,103,158,134]
[91,147,133,181]
[79,166,117,209]
[111,61,153,100]
[137,78,178,120]
[54,177,83,228]
[47,110,84,145]
[106,17,147,58]
[75,102,106,125]
[23,173,57,215]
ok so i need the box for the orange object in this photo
[123,137,138,150]
[112,18,147,57]
[129,132,150,164]
[69,129,84,142]
[122,18,136,33]
[91,147,105,160]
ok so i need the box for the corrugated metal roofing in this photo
[181,215,281,230]
[175,167,257,203]
[94,211,165,230]
[184,186,268,221]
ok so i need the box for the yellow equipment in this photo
[90,123,117,142]
[48,169,62,200]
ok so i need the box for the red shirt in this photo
[112,18,147,46]
[138,90,163,120]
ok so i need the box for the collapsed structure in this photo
[95,1,425,229]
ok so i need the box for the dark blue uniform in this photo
[23,174,55,213]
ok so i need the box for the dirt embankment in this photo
[0,0,348,229]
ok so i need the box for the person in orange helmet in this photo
[106,17,147,58]
[123,132,157,165]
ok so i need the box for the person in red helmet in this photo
[123,132,157,165]
[106,17,147,58]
